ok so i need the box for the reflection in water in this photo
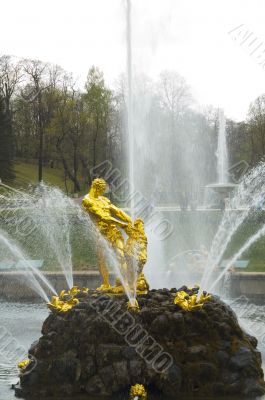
[0,300,264,400]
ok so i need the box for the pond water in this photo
[0,300,264,400]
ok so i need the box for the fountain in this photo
[0,2,265,400]
[0,230,56,302]
[201,161,265,293]
[8,174,264,399]
[217,109,228,184]
[206,109,237,207]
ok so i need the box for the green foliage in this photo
[83,66,112,170]
[10,63,115,193]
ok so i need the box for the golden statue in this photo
[129,384,147,400]
[18,359,30,370]
[125,218,147,273]
[173,288,211,311]
[82,178,148,293]
[47,286,89,313]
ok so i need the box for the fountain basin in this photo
[206,183,238,197]
[206,183,238,209]
[15,288,265,398]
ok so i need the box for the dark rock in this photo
[28,340,39,356]
[98,365,118,393]
[50,353,81,383]
[243,378,265,397]
[169,312,185,335]
[216,350,229,366]
[20,370,40,386]
[85,375,109,396]
[230,347,255,370]
[227,381,242,395]
[196,362,218,382]
[122,346,136,359]
[96,344,123,367]
[246,333,258,348]
[84,344,95,357]
[17,289,265,399]
[85,356,96,378]
[222,371,241,385]
[187,345,207,361]
[220,339,232,351]
[212,382,226,396]
[129,360,144,380]
[112,361,130,387]
[149,292,166,302]
[150,314,169,334]
[177,285,188,292]
[254,349,263,365]
[156,364,181,396]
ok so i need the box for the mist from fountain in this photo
[0,230,56,302]
[201,162,265,292]
[0,182,139,305]
[210,222,265,292]
[126,0,134,220]
[122,0,265,311]
[1,184,80,289]
[31,185,74,289]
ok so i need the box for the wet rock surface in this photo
[15,289,265,398]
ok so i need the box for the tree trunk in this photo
[73,143,79,193]
[56,139,81,192]
[37,90,44,182]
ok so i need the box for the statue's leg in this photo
[115,238,128,277]
[96,243,111,291]
[110,234,131,294]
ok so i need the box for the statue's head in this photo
[90,178,107,196]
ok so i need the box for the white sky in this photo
[2,0,265,120]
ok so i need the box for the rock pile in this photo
[15,288,265,398]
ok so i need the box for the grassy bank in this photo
[13,161,66,190]
[10,161,87,196]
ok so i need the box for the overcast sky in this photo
[1,0,265,120]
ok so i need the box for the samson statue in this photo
[82,178,149,294]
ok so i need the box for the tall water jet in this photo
[216,108,228,184]
[206,109,236,207]
[126,0,134,219]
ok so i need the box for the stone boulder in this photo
[15,289,265,398]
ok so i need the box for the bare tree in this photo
[0,55,22,115]
[23,59,48,181]
[0,56,23,180]
[158,70,193,123]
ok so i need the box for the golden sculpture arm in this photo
[83,197,128,227]
[110,204,132,224]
